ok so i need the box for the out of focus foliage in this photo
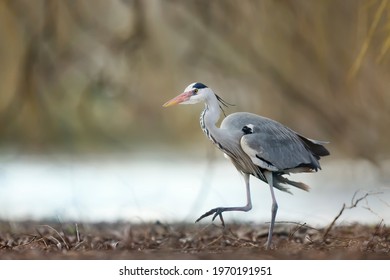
[0,0,389,159]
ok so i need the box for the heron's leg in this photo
[195,173,252,227]
[264,171,278,249]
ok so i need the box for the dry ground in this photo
[0,220,389,259]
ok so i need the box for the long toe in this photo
[195,207,226,225]
[212,211,225,227]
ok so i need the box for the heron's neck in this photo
[200,96,222,143]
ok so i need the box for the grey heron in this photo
[163,82,329,249]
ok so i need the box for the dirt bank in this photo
[0,220,389,259]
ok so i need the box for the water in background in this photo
[0,152,389,227]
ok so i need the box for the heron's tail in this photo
[273,174,310,194]
[297,135,330,159]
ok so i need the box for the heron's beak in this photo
[163,91,192,107]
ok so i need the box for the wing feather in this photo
[222,112,326,172]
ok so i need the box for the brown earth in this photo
[0,220,389,260]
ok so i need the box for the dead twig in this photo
[12,235,37,248]
[48,236,62,250]
[365,219,385,251]
[323,203,346,240]
[37,225,70,250]
[289,222,307,238]
[323,191,381,240]
[275,221,319,232]
[75,223,81,243]
[73,240,86,250]
[204,235,224,248]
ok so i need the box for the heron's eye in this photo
[193,89,198,94]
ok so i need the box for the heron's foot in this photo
[263,240,273,250]
[195,207,227,227]
[262,232,274,250]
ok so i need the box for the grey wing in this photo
[222,112,324,172]
[241,129,320,172]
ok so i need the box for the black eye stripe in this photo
[193,82,208,89]
[242,125,253,134]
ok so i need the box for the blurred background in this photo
[0,0,389,225]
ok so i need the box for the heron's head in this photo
[163,82,212,107]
